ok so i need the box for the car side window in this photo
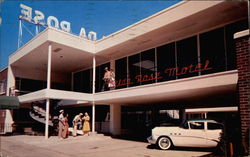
[189,122,204,130]
[207,122,223,130]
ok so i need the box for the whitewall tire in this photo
[157,136,172,150]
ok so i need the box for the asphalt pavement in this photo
[0,134,213,157]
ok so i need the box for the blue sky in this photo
[0,0,180,70]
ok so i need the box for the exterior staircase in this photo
[29,105,57,126]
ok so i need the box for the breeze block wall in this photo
[235,29,250,155]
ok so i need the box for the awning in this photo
[0,96,19,109]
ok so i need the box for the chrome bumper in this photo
[147,136,157,144]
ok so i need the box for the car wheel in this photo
[157,136,172,150]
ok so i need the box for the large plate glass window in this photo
[115,57,128,89]
[157,42,176,82]
[176,36,198,79]
[200,28,226,75]
[128,54,141,87]
[140,48,156,85]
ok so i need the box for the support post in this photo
[45,44,52,139]
[45,99,50,139]
[47,44,52,89]
[110,104,121,136]
[92,56,96,133]
[6,66,15,96]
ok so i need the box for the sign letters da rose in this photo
[19,4,97,41]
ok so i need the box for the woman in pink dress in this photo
[62,114,69,139]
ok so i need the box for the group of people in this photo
[72,112,90,136]
[102,67,116,91]
[58,110,90,139]
[57,67,115,139]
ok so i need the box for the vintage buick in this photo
[147,119,223,150]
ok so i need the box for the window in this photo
[157,42,176,82]
[207,122,223,130]
[128,54,141,87]
[140,48,156,85]
[181,122,189,129]
[95,63,110,92]
[73,70,92,93]
[190,122,204,130]
[200,28,226,75]
[82,69,92,93]
[115,57,128,89]
[177,36,198,79]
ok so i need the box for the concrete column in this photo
[6,66,15,96]
[47,44,52,89]
[180,109,186,123]
[110,60,115,72]
[109,104,121,135]
[92,103,95,133]
[92,56,96,133]
[45,44,52,139]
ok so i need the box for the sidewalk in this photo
[0,134,213,157]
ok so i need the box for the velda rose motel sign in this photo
[19,4,97,41]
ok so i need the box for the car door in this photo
[180,121,207,147]
[206,122,223,147]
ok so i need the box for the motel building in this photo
[0,0,249,154]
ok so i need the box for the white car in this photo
[147,119,223,150]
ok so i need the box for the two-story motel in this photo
[4,0,249,153]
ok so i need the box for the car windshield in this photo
[180,121,189,129]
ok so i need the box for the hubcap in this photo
[159,137,170,149]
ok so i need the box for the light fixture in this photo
[53,48,62,52]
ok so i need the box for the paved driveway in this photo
[0,135,212,157]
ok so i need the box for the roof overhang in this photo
[94,1,248,60]
[8,1,248,73]
[9,28,95,74]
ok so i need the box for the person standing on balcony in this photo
[109,69,116,90]
[102,67,111,91]
[58,110,64,138]
[82,112,90,136]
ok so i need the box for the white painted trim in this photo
[18,89,47,103]
[234,29,250,39]
[18,89,93,103]
[185,107,238,113]
[94,70,238,104]
[18,70,237,104]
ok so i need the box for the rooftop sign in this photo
[19,4,97,41]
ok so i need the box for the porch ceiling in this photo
[11,42,94,74]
